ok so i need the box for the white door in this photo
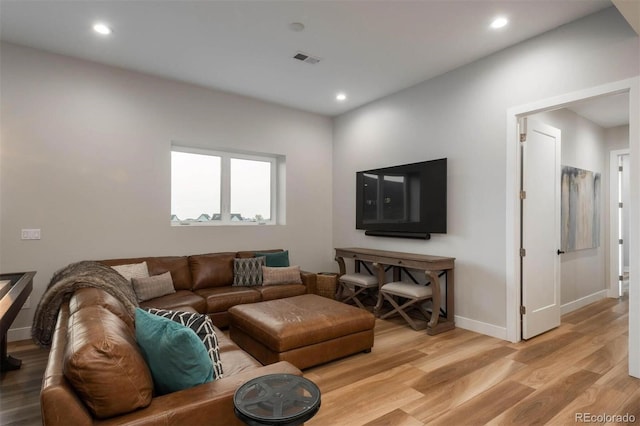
[521,118,562,340]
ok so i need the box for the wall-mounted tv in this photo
[355,158,447,239]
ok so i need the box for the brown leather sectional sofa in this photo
[101,249,317,328]
[40,249,315,425]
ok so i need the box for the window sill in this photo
[170,221,274,227]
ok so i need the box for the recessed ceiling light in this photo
[93,23,112,35]
[490,17,508,29]
[336,93,347,102]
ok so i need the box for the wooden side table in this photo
[335,248,455,335]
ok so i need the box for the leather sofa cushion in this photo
[63,306,153,419]
[220,348,264,376]
[254,284,306,301]
[139,289,207,313]
[69,288,135,331]
[195,286,262,313]
[102,256,192,291]
[214,326,262,375]
[189,253,236,290]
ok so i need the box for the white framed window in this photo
[171,144,278,226]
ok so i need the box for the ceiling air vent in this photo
[293,51,321,65]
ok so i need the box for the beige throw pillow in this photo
[131,272,176,302]
[112,261,149,283]
[262,265,302,286]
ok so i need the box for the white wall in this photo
[332,7,639,335]
[533,109,608,310]
[608,125,632,152]
[0,43,334,340]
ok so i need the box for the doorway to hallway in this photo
[505,78,638,378]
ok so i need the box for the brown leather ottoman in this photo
[228,294,375,369]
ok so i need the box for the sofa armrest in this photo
[41,306,94,426]
[97,361,303,426]
[300,270,317,294]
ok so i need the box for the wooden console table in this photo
[335,248,455,335]
[0,271,35,372]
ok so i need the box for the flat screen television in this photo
[355,158,447,239]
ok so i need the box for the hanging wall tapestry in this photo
[561,166,601,251]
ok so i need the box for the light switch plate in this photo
[21,228,41,240]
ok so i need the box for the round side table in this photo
[233,374,321,426]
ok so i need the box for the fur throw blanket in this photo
[32,260,139,348]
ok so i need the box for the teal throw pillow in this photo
[135,308,213,395]
[144,308,224,380]
[255,250,290,267]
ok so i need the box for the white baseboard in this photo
[455,290,609,341]
[7,326,32,343]
[454,315,508,340]
[607,287,620,298]
[561,290,608,315]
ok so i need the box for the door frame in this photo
[610,149,630,298]
[505,77,639,378]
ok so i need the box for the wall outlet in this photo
[21,228,41,240]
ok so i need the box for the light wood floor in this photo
[1,296,637,425]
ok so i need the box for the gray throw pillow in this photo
[262,265,302,286]
[131,271,175,302]
[233,256,265,286]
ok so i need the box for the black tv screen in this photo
[356,158,447,237]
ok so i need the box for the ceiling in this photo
[566,92,629,128]
[0,0,632,118]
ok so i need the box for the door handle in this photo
[557,250,565,255]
